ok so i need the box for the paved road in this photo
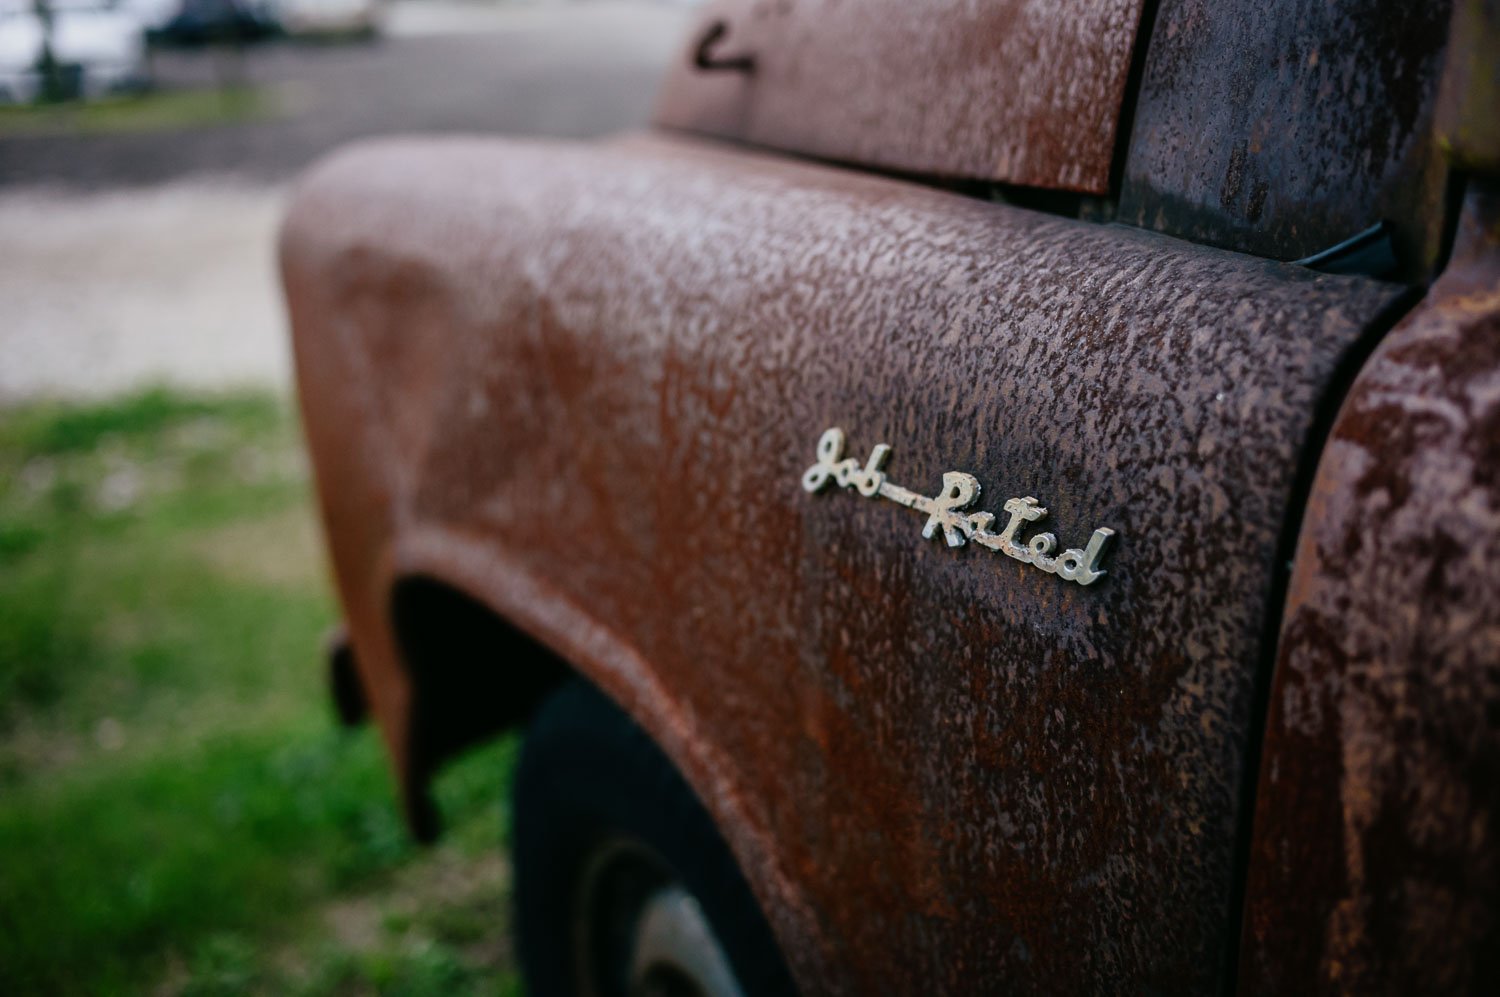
[0,2,696,403]
[0,1,694,188]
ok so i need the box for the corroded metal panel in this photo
[282,134,1403,993]
[653,0,1145,193]
[1241,185,1500,994]
[1120,0,1455,278]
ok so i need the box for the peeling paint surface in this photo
[653,0,1144,193]
[1241,185,1500,995]
[281,134,1403,994]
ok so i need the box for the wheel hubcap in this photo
[576,839,746,997]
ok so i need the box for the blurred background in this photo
[0,1,696,991]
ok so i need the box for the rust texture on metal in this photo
[281,133,1404,994]
[1120,0,1456,279]
[1436,0,1500,175]
[652,0,1145,193]
[1240,185,1500,994]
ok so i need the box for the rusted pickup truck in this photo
[279,2,1500,994]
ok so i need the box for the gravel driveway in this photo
[0,1,693,403]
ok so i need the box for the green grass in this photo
[0,85,290,138]
[0,388,521,995]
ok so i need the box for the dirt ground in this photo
[0,183,289,402]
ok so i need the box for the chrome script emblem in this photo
[801,428,1115,586]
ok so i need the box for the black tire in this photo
[513,680,798,997]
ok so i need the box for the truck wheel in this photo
[513,680,797,997]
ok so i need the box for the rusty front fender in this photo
[281,133,1406,993]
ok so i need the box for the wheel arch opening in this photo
[388,573,573,840]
